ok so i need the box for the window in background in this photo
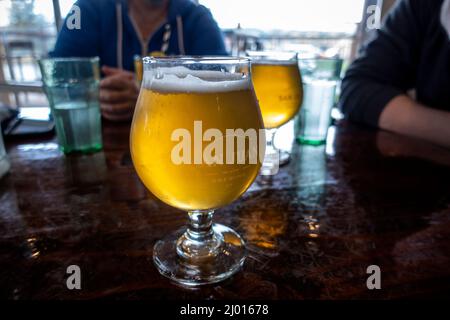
[200,0,365,33]
[200,0,365,60]
[0,0,60,109]
[59,0,76,17]
[0,0,56,83]
[197,0,368,70]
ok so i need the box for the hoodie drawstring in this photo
[116,1,123,69]
[176,15,186,55]
[115,1,186,66]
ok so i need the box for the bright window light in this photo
[200,0,365,33]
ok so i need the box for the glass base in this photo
[61,143,103,154]
[260,150,290,176]
[153,224,246,286]
[279,150,290,166]
[297,137,326,146]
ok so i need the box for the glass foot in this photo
[260,150,290,176]
[153,224,246,286]
[278,150,290,166]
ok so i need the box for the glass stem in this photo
[177,210,221,261]
[186,210,215,242]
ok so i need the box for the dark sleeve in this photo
[50,0,101,58]
[339,0,425,127]
[184,6,228,56]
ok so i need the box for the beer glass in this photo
[130,57,265,285]
[247,51,303,175]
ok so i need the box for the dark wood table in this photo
[1,120,449,300]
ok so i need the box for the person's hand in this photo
[99,66,139,121]
[379,95,450,149]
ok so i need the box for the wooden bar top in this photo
[1,120,449,299]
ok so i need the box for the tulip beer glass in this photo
[248,51,303,175]
[130,57,265,285]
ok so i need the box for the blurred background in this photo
[0,0,396,112]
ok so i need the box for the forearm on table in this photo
[379,95,450,149]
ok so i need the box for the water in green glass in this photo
[39,57,102,154]
[48,83,102,153]
[298,78,337,145]
[296,58,342,145]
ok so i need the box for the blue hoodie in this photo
[50,0,228,72]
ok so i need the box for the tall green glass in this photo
[296,58,343,145]
[39,57,102,154]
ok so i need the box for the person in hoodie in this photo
[339,0,450,149]
[51,0,227,121]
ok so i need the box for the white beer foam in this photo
[147,67,249,93]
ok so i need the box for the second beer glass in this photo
[248,51,303,175]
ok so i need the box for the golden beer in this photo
[130,77,264,211]
[132,57,261,286]
[251,62,303,129]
